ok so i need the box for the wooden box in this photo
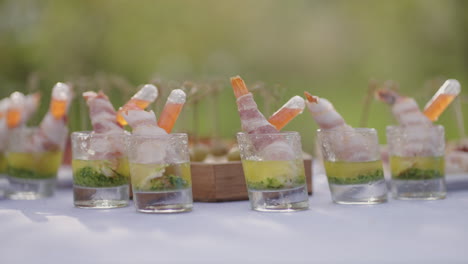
[191,159,313,202]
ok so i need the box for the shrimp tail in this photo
[375,88,398,105]
[230,76,250,98]
[304,92,318,103]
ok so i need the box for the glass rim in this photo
[386,124,444,130]
[236,131,300,136]
[128,132,188,139]
[317,127,377,133]
[71,130,129,136]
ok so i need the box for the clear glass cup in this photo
[127,133,193,213]
[6,127,67,199]
[317,128,388,204]
[71,131,130,208]
[386,125,446,200]
[236,131,309,212]
[0,149,9,197]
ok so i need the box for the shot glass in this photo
[386,125,446,200]
[236,132,309,212]
[6,127,67,199]
[127,133,193,213]
[0,151,6,177]
[71,131,130,208]
[317,128,388,204]
[0,149,8,196]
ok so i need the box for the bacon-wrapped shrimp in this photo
[304,92,372,162]
[81,90,127,161]
[83,91,123,134]
[231,76,278,134]
[231,76,294,160]
[122,106,167,136]
[116,84,158,126]
[122,107,168,165]
[375,88,432,127]
[32,83,72,151]
[304,92,348,130]
[375,88,439,156]
[123,89,187,191]
[72,90,131,188]
[123,89,187,162]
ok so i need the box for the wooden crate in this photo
[191,159,313,202]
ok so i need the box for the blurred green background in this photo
[1,0,467,153]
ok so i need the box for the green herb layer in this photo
[7,167,56,180]
[328,169,384,185]
[393,168,443,180]
[142,174,190,191]
[247,176,306,190]
[74,166,129,188]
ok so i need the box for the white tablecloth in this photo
[1,167,467,264]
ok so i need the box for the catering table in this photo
[1,165,467,264]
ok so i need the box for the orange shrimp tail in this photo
[304,92,318,103]
[6,108,21,128]
[50,99,67,120]
[423,94,456,121]
[157,103,184,133]
[230,76,250,98]
[268,108,303,130]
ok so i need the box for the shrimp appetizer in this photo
[232,76,308,192]
[123,89,190,195]
[375,88,441,156]
[304,92,374,162]
[231,76,297,160]
[72,90,129,189]
[376,88,446,184]
[6,83,72,182]
[304,92,386,188]
[32,83,73,152]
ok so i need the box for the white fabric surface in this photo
[0,166,467,264]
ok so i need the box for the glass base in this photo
[133,188,193,213]
[329,179,388,205]
[392,178,446,200]
[7,177,56,200]
[248,185,309,212]
[74,185,129,209]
